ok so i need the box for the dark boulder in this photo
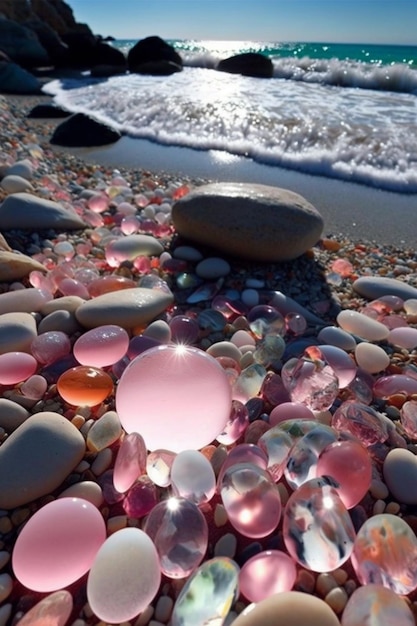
[23,18,70,67]
[27,103,72,118]
[0,61,42,94]
[91,41,127,71]
[127,36,182,73]
[50,112,122,147]
[130,60,182,76]
[0,17,50,68]
[217,52,273,78]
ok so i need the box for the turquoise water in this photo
[44,39,417,193]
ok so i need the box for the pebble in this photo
[58,481,104,508]
[0,573,12,603]
[354,342,390,373]
[196,257,231,279]
[353,276,417,301]
[0,174,34,194]
[0,398,29,433]
[383,448,417,504]
[0,411,86,509]
[172,245,203,262]
[86,410,122,452]
[0,193,86,230]
[0,287,52,315]
[0,312,37,354]
[75,287,174,329]
[317,325,357,351]
[0,250,46,281]
[105,234,164,265]
[5,158,33,179]
[214,533,238,558]
[337,309,390,341]
[388,327,417,350]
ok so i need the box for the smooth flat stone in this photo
[172,182,324,262]
[0,250,46,282]
[353,277,417,301]
[106,234,164,263]
[0,398,29,433]
[383,448,417,505]
[388,327,417,350]
[355,342,390,373]
[0,311,37,354]
[0,288,52,314]
[40,296,85,315]
[0,175,34,194]
[75,287,174,329]
[196,257,231,279]
[5,159,33,180]
[0,412,86,509]
[337,310,390,341]
[317,325,357,351]
[0,193,86,230]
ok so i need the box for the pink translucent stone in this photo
[113,432,147,493]
[317,439,372,508]
[404,299,417,315]
[284,424,337,490]
[29,270,56,293]
[217,443,268,487]
[258,427,294,482]
[216,399,249,445]
[239,550,296,602]
[341,584,415,626]
[247,305,285,338]
[281,349,339,411]
[122,475,158,518]
[285,312,307,336]
[121,215,140,234]
[331,401,389,446]
[269,402,315,426]
[400,400,417,440]
[169,315,200,344]
[73,324,129,367]
[388,327,417,350]
[144,496,208,578]
[351,514,417,594]
[260,372,290,406]
[87,274,136,297]
[20,374,48,400]
[57,277,90,299]
[146,448,175,487]
[88,193,109,213]
[12,497,106,592]
[116,345,232,452]
[16,590,73,626]
[220,463,282,538]
[0,352,37,385]
[87,527,161,623]
[171,449,216,505]
[331,258,353,277]
[31,331,71,365]
[283,476,356,572]
[373,374,417,398]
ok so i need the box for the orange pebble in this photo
[321,238,342,252]
[386,393,407,409]
[57,366,113,407]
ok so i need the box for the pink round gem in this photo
[12,497,106,592]
[31,331,71,365]
[0,352,37,385]
[122,475,158,518]
[116,345,232,452]
[144,496,208,578]
[269,402,315,426]
[239,550,296,602]
[220,463,281,538]
[73,324,129,367]
[16,590,73,626]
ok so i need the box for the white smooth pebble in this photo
[337,310,390,341]
[317,325,357,351]
[355,342,390,373]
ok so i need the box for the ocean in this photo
[43,39,417,194]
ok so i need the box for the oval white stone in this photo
[87,528,161,623]
[383,448,417,505]
[388,327,417,350]
[355,342,390,374]
[317,326,357,351]
[337,310,390,341]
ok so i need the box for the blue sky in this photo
[65,0,417,45]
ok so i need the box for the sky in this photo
[65,0,417,46]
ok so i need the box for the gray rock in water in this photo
[172,182,324,262]
[0,192,86,230]
[353,276,417,301]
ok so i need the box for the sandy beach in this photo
[1,90,417,625]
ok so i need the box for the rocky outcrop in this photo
[50,113,122,147]
[217,52,273,78]
[0,18,50,68]
[127,36,183,74]
[0,60,42,93]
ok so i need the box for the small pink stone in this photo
[0,352,37,385]
[88,193,109,213]
[318,344,357,388]
[332,401,389,446]
[373,375,417,398]
[388,327,417,350]
[285,312,307,335]
[73,324,129,367]
[20,374,48,400]
[169,315,200,344]
[12,497,106,592]
[113,432,147,493]
[317,439,372,508]
[216,400,249,445]
[269,402,315,426]
[123,475,158,518]
[400,401,417,440]
[57,277,90,299]
[121,215,140,234]
[331,258,353,277]
[16,590,73,626]
[239,550,296,602]
[31,331,71,365]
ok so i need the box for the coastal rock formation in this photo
[127,36,183,74]
[217,52,273,78]
[172,182,324,262]
[50,113,122,147]
[0,60,41,93]
[0,192,87,230]
[0,17,50,68]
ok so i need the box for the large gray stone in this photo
[0,192,86,230]
[353,276,417,301]
[0,411,86,509]
[171,182,324,262]
[75,287,174,329]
